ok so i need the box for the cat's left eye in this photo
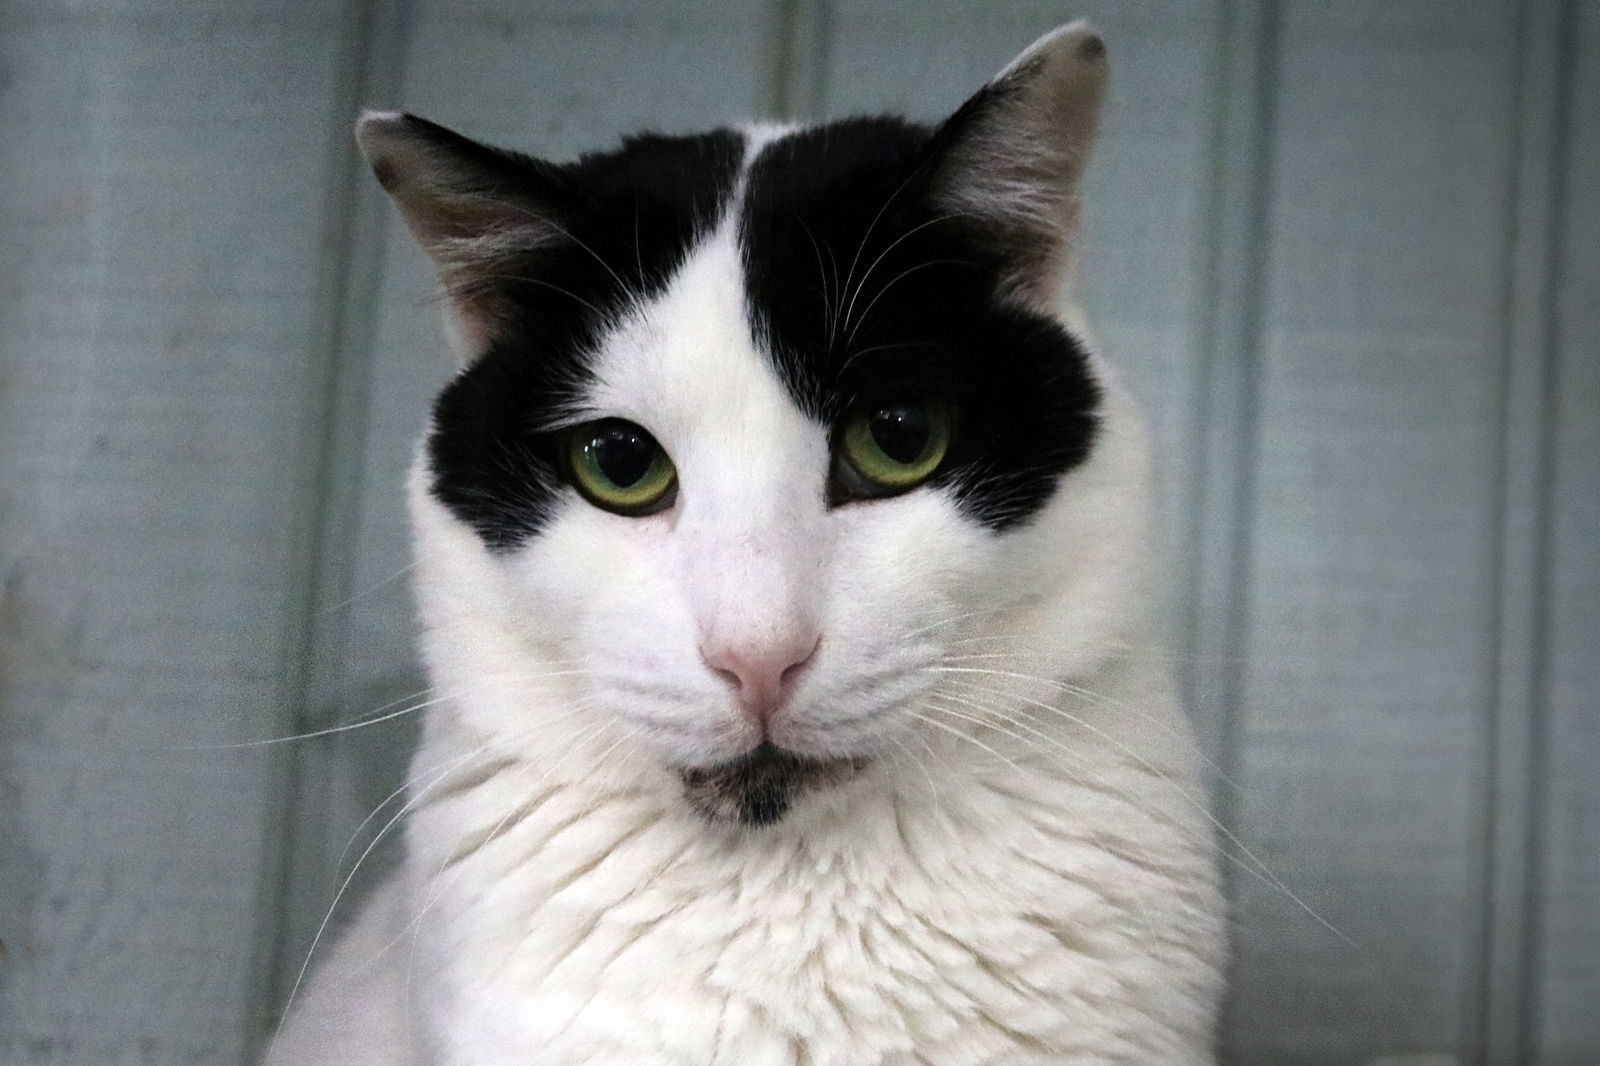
[565,419,678,516]
[834,398,952,500]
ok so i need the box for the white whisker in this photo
[926,667,1351,946]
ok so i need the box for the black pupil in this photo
[592,425,656,487]
[869,404,931,465]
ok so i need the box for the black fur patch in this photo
[425,108,1099,549]
[427,128,746,550]
[738,118,1101,530]
[680,743,866,826]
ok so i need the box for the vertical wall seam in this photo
[805,0,833,119]
[765,0,800,120]
[1183,0,1264,738]
[1478,5,1520,1056]
[1183,0,1281,1056]
[1477,2,1573,1062]
[1473,4,1531,1053]
[246,0,405,1052]
[1216,5,1280,1060]
[1517,5,1576,1061]
[248,0,379,1045]
[1179,0,1236,727]
[766,0,831,122]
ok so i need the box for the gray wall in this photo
[1,2,1594,1064]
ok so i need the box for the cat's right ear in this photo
[355,111,566,357]
[926,22,1108,307]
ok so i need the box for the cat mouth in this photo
[679,743,867,827]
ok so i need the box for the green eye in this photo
[838,398,952,496]
[566,418,678,515]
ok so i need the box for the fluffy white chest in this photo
[402,732,1220,1066]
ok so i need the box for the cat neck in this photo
[401,636,1200,872]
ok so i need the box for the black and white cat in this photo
[268,22,1223,1065]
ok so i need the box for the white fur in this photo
[267,129,1223,1065]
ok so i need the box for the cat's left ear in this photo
[356,111,569,358]
[928,22,1108,305]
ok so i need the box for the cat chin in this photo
[676,741,870,827]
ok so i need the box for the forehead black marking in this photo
[738,119,1101,531]
[428,128,746,550]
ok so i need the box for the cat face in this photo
[366,24,1142,825]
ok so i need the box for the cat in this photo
[266,21,1224,1066]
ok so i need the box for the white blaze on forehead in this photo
[584,208,831,650]
[586,216,825,518]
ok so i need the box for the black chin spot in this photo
[680,743,801,826]
[679,744,866,827]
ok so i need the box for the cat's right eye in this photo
[564,419,678,516]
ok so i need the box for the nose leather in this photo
[702,636,818,725]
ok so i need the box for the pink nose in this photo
[701,636,819,726]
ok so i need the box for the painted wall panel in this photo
[1537,4,1600,1060]
[0,3,356,1063]
[1227,3,1521,1061]
[3,2,1595,1063]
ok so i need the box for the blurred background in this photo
[1,1,1595,1064]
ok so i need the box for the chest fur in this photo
[407,763,1220,1066]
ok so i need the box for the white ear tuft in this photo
[355,111,567,357]
[930,21,1109,304]
[990,21,1107,190]
[355,111,559,261]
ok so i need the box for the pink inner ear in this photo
[925,22,1106,307]
[439,302,495,366]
